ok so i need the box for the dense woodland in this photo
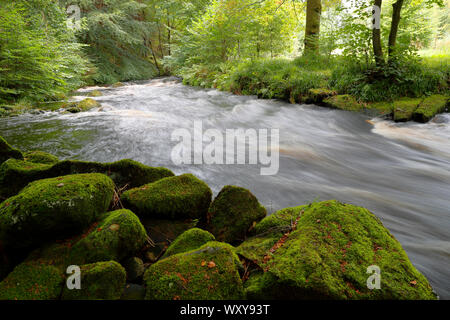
[0,0,448,106]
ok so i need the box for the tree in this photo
[304,0,322,53]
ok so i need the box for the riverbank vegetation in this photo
[0,0,448,119]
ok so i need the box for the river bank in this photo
[0,79,449,298]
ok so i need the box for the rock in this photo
[323,95,363,111]
[112,82,124,88]
[237,200,437,300]
[0,136,23,166]
[122,257,145,283]
[162,228,215,259]
[203,186,266,244]
[121,284,146,300]
[144,242,245,300]
[0,261,64,300]
[121,174,212,220]
[88,90,103,97]
[393,98,423,122]
[61,261,126,300]
[412,95,449,123]
[23,151,59,165]
[0,158,174,199]
[0,173,115,251]
[68,209,148,265]
[76,98,101,111]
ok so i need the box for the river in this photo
[0,78,449,299]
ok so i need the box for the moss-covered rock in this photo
[306,88,337,104]
[412,95,449,123]
[0,261,64,300]
[23,151,59,165]
[61,261,126,300]
[112,82,125,88]
[68,209,148,265]
[0,158,174,199]
[393,98,423,122]
[162,228,216,259]
[203,186,266,244]
[0,136,23,166]
[77,98,101,111]
[237,200,436,300]
[323,95,364,112]
[121,174,212,220]
[0,173,115,251]
[88,90,103,97]
[144,242,245,300]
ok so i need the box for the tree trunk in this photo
[372,0,384,66]
[304,0,322,54]
[388,0,404,60]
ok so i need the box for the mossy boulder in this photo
[76,98,101,111]
[412,95,449,123]
[62,261,126,300]
[112,82,125,88]
[121,174,212,220]
[23,151,59,165]
[88,90,103,97]
[203,186,266,244]
[68,209,148,265]
[0,173,115,251]
[144,242,245,300]
[0,261,64,300]
[237,200,436,300]
[393,98,423,122]
[0,136,23,166]
[162,228,216,259]
[0,158,174,199]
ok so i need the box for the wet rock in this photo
[237,200,437,300]
[88,90,103,97]
[412,95,449,123]
[0,136,23,166]
[203,186,266,244]
[144,242,245,300]
[162,228,215,259]
[392,98,423,122]
[61,261,126,300]
[121,174,212,220]
[0,173,115,251]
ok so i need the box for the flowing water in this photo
[1,78,449,298]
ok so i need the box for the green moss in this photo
[0,173,115,251]
[412,95,449,123]
[162,228,216,259]
[23,151,59,165]
[393,98,423,122]
[121,174,212,220]
[68,209,148,265]
[144,242,244,300]
[76,98,101,111]
[203,186,266,244]
[238,200,436,300]
[88,90,103,97]
[0,158,174,199]
[0,261,64,300]
[61,261,126,300]
[112,82,125,88]
[323,95,364,111]
[0,136,23,166]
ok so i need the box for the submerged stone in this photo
[0,173,115,251]
[144,242,245,300]
[61,261,126,300]
[237,200,437,300]
[121,174,212,220]
[0,136,23,166]
[203,186,266,244]
[162,228,216,259]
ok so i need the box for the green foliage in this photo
[0,0,88,104]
